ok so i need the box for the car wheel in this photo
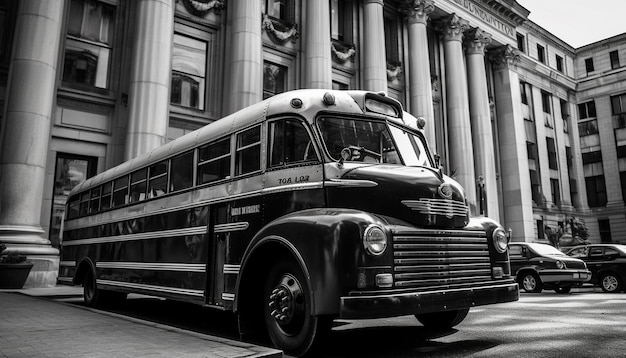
[600,273,623,293]
[553,285,571,294]
[519,272,543,293]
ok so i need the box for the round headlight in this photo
[556,260,566,269]
[492,227,508,253]
[363,225,387,255]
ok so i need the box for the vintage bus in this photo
[59,89,518,356]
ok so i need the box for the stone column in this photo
[226,0,263,114]
[437,14,477,213]
[363,0,387,92]
[489,45,535,241]
[465,27,500,221]
[402,0,436,148]
[0,0,64,287]
[125,0,174,160]
[304,0,332,89]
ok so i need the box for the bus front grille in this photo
[392,230,492,288]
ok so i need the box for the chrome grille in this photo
[393,230,492,288]
[401,199,469,217]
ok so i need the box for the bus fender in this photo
[235,208,387,316]
[74,257,97,286]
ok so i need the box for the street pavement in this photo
[0,286,282,358]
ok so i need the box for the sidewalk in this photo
[0,286,282,358]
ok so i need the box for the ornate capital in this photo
[488,45,520,71]
[436,14,470,42]
[464,27,492,55]
[401,0,435,25]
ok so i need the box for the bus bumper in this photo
[339,281,519,319]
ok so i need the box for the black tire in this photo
[553,285,572,294]
[83,267,127,307]
[600,272,623,293]
[415,308,470,330]
[83,267,102,307]
[263,259,324,357]
[519,272,543,293]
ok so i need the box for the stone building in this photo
[0,0,624,287]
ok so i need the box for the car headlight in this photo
[363,225,387,255]
[556,260,566,269]
[492,227,508,253]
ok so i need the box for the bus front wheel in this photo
[263,259,322,357]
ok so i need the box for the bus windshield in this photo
[317,116,431,167]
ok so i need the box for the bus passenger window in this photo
[129,168,148,202]
[112,176,129,207]
[236,126,261,175]
[79,192,90,216]
[171,151,194,191]
[198,137,231,184]
[89,186,101,213]
[148,161,168,198]
[269,119,316,167]
[100,182,112,210]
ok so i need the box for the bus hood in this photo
[325,164,470,229]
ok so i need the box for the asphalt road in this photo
[57,286,625,358]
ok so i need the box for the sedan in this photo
[509,242,591,293]
[565,244,626,293]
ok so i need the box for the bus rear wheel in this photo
[415,308,469,330]
[263,259,321,357]
[83,267,126,307]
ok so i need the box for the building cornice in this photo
[478,0,529,26]
[521,21,576,55]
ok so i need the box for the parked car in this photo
[509,242,591,293]
[565,244,626,293]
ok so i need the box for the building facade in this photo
[0,0,624,287]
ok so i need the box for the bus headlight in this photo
[363,225,387,255]
[492,228,508,253]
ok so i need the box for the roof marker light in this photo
[322,92,335,106]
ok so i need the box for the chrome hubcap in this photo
[268,273,304,329]
[603,276,618,291]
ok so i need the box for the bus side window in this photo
[100,181,112,210]
[268,118,317,167]
[236,126,261,175]
[198,137,231,185]
[148,160,168,198]
[112,175,129,207]
[129,168,148,202]
[171,151,194,192]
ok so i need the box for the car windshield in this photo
[317,116,431,166]
[529,243,566,256]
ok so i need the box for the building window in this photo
[384,14,400,65]
[560,99,569,132]
[537,44,545,63]
[527,141,537,160]
[586,175,607,207]
[578,119,598,136]
[598,219,612,243]
[530,170,542,206]
[620,172,626,202]
[550,178,561,207]
[541,91,551,114]
[520,82,529,105]
[582,150,602,165]
[171,33,207,110]
[62,0,116,89]
[585,58,594,74]
[516,33,525,52]
[330,0,353,44]
[611,93,626,114]
[556,55,563,72]
[263,0,295,24]
[50,154,97,248]
[610,50,620,69]
[263,61,287,99]
[578,100,596,119]
[546,137,558,170]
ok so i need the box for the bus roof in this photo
[70,89,405,196]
